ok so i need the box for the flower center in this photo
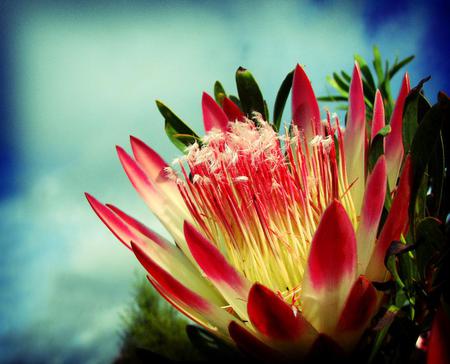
[171,116,357,301]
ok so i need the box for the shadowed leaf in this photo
[273,69,294,131]
[156,100,200,152]
[214,81,227,106]
[235,67,267,119]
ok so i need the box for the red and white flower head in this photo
[86,63,412,359]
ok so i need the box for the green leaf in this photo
[414,173,428,223]
[385,241,414,289]
[368,125,391,172]
[273,69,294,131]
[409,93,449,228]
[402,79,432,153]
[332,72,350,94]
[326,76,349,97]
[264,100,270,123]
[317,95,348,102]
[381,60,393,116]
[389,55,415,80]
[156,100,200,153]
[340,70,351,83]
[228,95,241,109]
[373,46,384,86]
[368,305,400,364]
[214,81,226,106]
[235,67,266,119]
[384,240,417,318]
[414,218,445,280]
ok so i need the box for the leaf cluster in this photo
[156,66,296,152]
[318,46,415,122]
[366,90,450,364]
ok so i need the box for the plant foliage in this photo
[123,47,449,363]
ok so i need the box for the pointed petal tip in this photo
[129,135,139,144]
[337,275,377,332]
[350,60,364,84]
[222,97,244,122]
[129,134,168,170]
[248,283,297,340]
[115,144,126,156]
[130,240,138,252]
[183,220,193,236]
[85,192,102,208]
[247,282,317,344]
[84,193,134,250]
[202,92,228,132]
[306,198,356,290]
[371,90,385,140]
[129,135,142,151]
[292,62,320,138]
[106,203,166,248]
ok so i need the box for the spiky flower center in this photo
[171,116,357,301]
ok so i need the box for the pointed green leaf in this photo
[373,46,384,86]
[340,70,351,83]
[332,72,350,93]
[264,100,270,123]
[368,305,400,364]
[235,67,266,119]
[156,100,200,152]
[385,241,411,289]
[326,76,349,97]
[362,79,376,107]
[228,95,241,109]
[402,77,432,153]
[380,60,393,117]
[272,69,294,131]
[368,125,391,172]
[317,95,348,102]
[389,55,415,80]
[214,81,227,106]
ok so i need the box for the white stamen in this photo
[310,135,322,146]
[234,176,249,182]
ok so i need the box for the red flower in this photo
[87,63,412,359]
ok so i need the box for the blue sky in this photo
[0,0,449,362]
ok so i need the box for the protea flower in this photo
[86,63,413,360]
